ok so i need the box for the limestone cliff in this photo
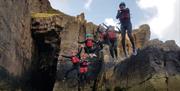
[0,0,32,90]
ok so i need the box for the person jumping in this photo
[61,47,82,80]
[116,2,137,57]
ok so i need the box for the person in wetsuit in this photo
[116,2,137,57]
[61,47,82,79]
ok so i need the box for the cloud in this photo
[104,18,118,26]
[136,0,180,46]
[84,0,93,9]
[104,18,120,31]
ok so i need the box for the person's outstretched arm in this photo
[102,23,109,29]
[116,27,121,33]
[78,40,86,44]
[61,55,72,59]
[92,40,97,43]
[76,47,83,58]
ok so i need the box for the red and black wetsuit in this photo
[116,8,131,26]
[79,60,89,83]
[116,8,136,57]
[80,60,88,74]
[61,48,82,78]
[106,30,118,58]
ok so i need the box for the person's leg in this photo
[127,23,137,55]
[75,64,80,76]
[77,73,81,90]
[81,73,85,83]
[108,39,114,58]
[64,64,77,78]
[103,35,109,45]
[127,23,135,49]
[84,73,87,81]
[83,73,87,84]
[121,25,127,57]
[114,39,118,58]
[79,73,86,86]
[79,73,83,85]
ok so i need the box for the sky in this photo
[49,0,180,46]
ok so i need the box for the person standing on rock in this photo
[102,23,119,59]
[97,24,108,44]
[106,25,118,59]
[116,2,137,57]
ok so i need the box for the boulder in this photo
[98,39,180,91]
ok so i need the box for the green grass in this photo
[31,13,59,18]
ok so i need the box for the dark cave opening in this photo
[28,28,61,91]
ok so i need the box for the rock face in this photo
[98,39,180,91]
[133,24,151,48]
[0,0,32,90]
[0,0,32,77]
[28,0,53,13]
[0,0,59,91]
[43,12,99,91]
[30,6,105,91]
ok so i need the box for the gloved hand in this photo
[80,44,84,48]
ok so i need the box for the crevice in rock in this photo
[26,19,62,91]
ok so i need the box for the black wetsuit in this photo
[116,8,136,56]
